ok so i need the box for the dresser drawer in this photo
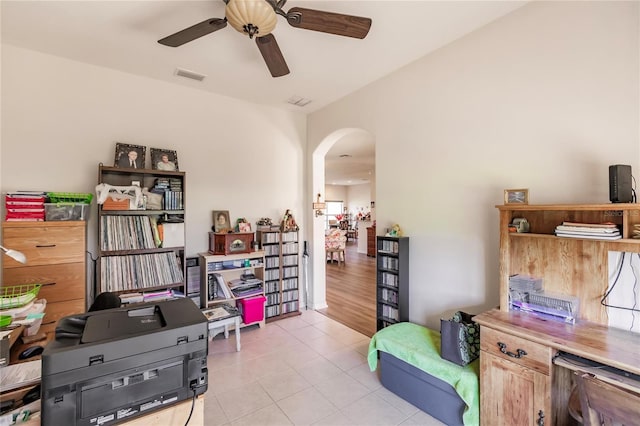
[2,222,86,267]
[3,263,86,304]
[480,326,552,375]
[40,299,86,329]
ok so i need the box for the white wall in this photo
[324,185,347,202]
[1,45,306,293]
[324,183,372,219]
[309,1,639,329]
[346,183,372,219]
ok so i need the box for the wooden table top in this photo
[474,309,640,376]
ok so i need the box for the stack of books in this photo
[5,191,47,221]
[554,221,621,240]
[150,178,183,210]
[142,288,184,302]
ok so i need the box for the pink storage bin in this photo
[237,295,266,324]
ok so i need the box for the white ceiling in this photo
[325,132,375,186]
[1,0,527,185]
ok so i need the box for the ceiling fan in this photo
[158,0,372,78]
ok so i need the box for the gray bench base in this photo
[379,351,466,426]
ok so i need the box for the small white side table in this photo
[207,314,241,351]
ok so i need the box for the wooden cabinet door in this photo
[480,351,550,426]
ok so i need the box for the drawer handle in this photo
[497,342,527,358]
[36,244,56,248]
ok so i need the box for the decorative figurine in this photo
[281,209,299,232]
[386,224,403,237]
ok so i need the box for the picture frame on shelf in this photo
[238,222,251,233]
[213,210,231,233]
[114,143,146,169]
[504,188,529,205]
[150,148,179,171]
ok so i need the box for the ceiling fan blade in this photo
[158,18,227,47]
[286,7,371,39]
[256,34,290,78]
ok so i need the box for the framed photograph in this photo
[238,222,251,233]
[115,143,146,169]
[504,188,529,205]
[212,210,231,233]
[150,148,179,171]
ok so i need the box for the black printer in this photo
[41,298,208,426]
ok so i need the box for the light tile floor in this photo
[205,310,445,426]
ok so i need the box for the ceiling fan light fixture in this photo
[226,0,277,39]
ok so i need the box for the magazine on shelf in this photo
[203,304,239,322]
[555,232,622,240]
[561,221,618,228]
[555,225,619,234]
[214,273,233,299]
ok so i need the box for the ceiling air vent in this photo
[174,68,206,82]
[287,95,312,107]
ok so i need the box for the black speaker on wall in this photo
[609,164,633,203]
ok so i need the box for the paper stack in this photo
[633,224,640,239]
[5,191,47,221]
[228,277,263,298]
[554,221,621,240]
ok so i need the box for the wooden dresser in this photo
[2,221,87,351]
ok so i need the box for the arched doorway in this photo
[309,128,376,334]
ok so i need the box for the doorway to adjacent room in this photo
[310,127,376,336]
[318,239,377,337]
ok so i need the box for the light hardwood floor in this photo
[318,239,377,337]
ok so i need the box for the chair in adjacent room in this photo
[325,229,347,265]
[346,226,357,242]
[574,371,640,425]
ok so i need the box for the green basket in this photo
[0,283,42,309]
[47,192,93,204]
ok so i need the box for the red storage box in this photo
[237,295,266,324]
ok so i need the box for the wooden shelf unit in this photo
[256,229,301,322]
[96,164,186,297]
[199,250,266,329]
[375,236,409,331]
[496,203,640,324]
[257,230,281,320]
